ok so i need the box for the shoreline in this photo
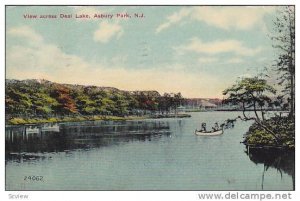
[243,142,295,151]
[6,113,191,125]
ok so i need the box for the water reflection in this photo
[245,147,295,190]
[6,121,171,163]
[5,112,293,190]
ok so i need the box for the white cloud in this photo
[93,21,123,43]
[7,26,89,79]
[7,26,227,98]
[156,6,275,33]
[7,25,43,44]
[156,7,190,33]
[7,44,223,97]
[176,37,262,56]
[7,44,89,78]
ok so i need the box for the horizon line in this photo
[5,77,224,99]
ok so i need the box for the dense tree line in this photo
[5,79,184,118]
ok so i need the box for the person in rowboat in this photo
[212,122,219,131]
[201,123,206,132]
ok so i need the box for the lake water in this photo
[5,112,294,190]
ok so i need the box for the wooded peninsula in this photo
[5,79,189,125]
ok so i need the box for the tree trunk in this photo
[242,101,279,144]
[288,9,295,118]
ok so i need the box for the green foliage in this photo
[223,77,276,112]
[244,117,295,148]
[9,118,27,124]
[223,76,295,148]
[6,79,184,121]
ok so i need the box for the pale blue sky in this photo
[6,6,280,98]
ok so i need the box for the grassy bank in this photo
[7,113,191,125]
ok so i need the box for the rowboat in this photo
[194,129,223,136]
[41,125,60,132]
[25,127,39,134]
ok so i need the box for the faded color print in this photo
[5,6,295,190]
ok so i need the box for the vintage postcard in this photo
[5,5,295,193]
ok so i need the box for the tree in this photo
[31,92,58,116]
[5,87,33,116]
[159,93,171,114]
[100,97,116,115]
[223,77,280,143]
[111,93,129,116]
[75,93,96,115]
[173,92,183,114]
[50,85,77,115]
[272,6,295,118]
[125,93,139,114]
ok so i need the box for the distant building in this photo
[199,100,217,110]
[177,105,186,113]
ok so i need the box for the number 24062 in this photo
[24,176,44,182]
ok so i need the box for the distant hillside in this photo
[185,98,223,108]
[5,79,183,118]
